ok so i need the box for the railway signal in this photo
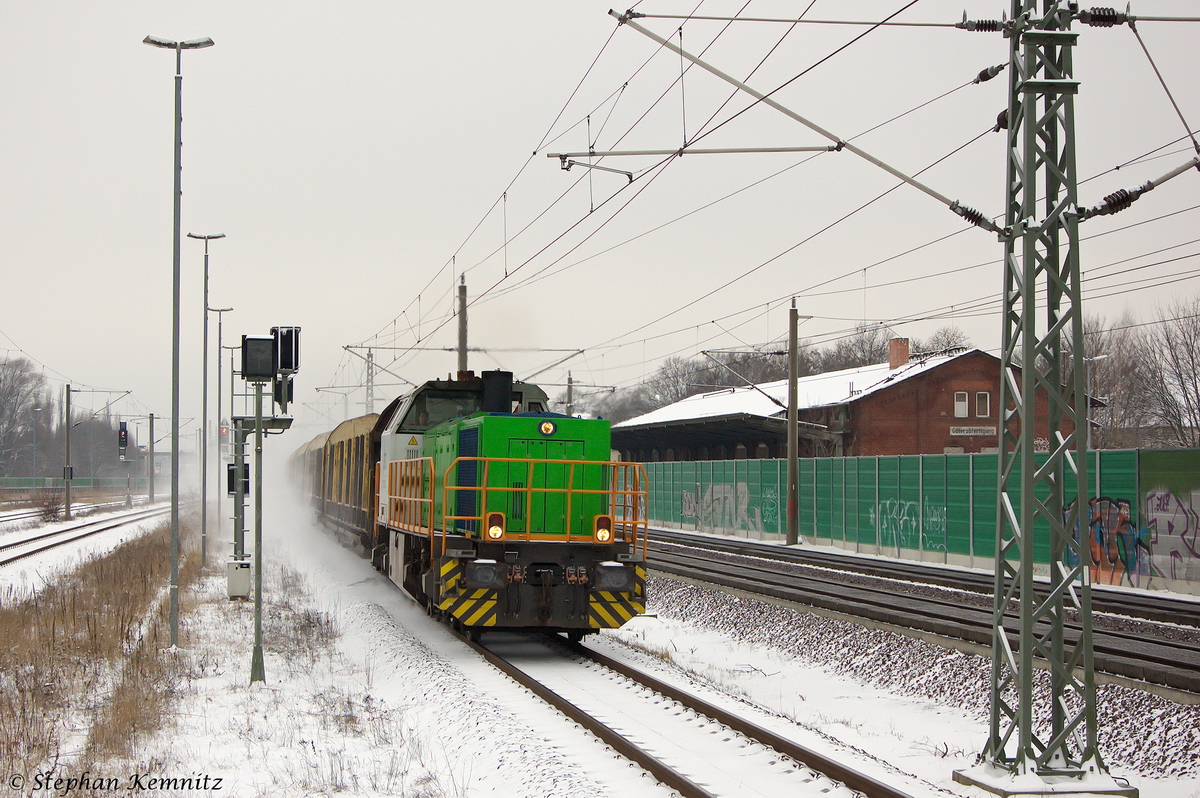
[238,327,300,684]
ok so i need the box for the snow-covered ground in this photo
[13,466,1200,797]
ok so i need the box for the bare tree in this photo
[591,384,658,424]
[913,325,971,354]
[1138,298,1200,448]
[815,323,894,372]
[0,359,45,476]
[1071,312,1153,449]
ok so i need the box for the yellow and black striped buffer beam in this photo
[589,565,646,629]
[438,558,463,595]
[436,558,499,627]
[442,588,499,627]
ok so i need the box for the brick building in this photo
[613,340,1072,461]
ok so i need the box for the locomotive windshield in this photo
[399,389,482,431]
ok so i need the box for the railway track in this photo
[648,534,1200,695]
[0,499,145,526]
[468,630,918,798]
[649,528,1200,627]
[0,506,171,568]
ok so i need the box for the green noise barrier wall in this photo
[644,449,1200,593]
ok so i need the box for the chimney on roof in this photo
[888,338,910,370]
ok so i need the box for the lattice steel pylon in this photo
[962,1,1118,792]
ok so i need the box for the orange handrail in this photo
[379,455,649,560]
[437,456,648,558]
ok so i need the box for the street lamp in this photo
[1085,354,1110,497]
[30,405,41,483]
[209,306,233,550]
[144,33,215,649]
[188,232,225,569]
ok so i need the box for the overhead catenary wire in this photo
[540,119,1200,387]
[360,0,868,379]
[1128,22,1200,156]
[555,192,1200,391]
[624,13,957,28]
[342,4,1199,408]
[371,3,751,373]
[498,71,978,303]
[584,124,996,357]
[354,5,709,359]
[357,22,630,351]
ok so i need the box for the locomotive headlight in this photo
[465,559,507,589]
[594,562,634,593]
[485,511,506,541]
[593,515,614,544]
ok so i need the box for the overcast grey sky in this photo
[2,1,1197,446]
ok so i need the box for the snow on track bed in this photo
[623,576,1200,796]
[650,540,1200,695]
[480,632,870,798]
[264,500,682,798]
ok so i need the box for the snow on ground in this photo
[609,577,1200,798]
[94,488,679,798]
[50,466,1200,798]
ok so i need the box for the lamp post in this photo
[144,33,215,649]
[30,405,41,484]
[149,413,155,502]
[210,307,233,545]
[64,385,74,520]
[222,343,242,557]
[1085,354,1110,498]
[188,232,225,569]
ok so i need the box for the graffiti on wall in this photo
[868,498,948,552]
[681,483,766,535]
[1065,492,1200,587]
[1066,497,1153,587]
[1143,488,1200,584]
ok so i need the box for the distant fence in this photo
[643,449,1200,595]
[0,477,150,493]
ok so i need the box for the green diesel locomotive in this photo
[296,370,648,641]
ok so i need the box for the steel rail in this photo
[467,627,915,798]
[649,528,1200,627]
[0,507,172,568]
[0,500,141,525]
[463,632,719,798]
[565,639,916,798]
[650,542,1200,694]
[655,545,1200,663]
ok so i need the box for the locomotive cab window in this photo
[527,401,545,413]
[400,390,481,430]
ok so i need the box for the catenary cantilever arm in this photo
[609,9,1001,234]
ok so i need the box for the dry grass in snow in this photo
[0,515,200,777]
[88,565,456,798]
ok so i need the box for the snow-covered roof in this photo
[615,349,978,429]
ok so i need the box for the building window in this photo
[976,391,990,418]
[954,391,969,418]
